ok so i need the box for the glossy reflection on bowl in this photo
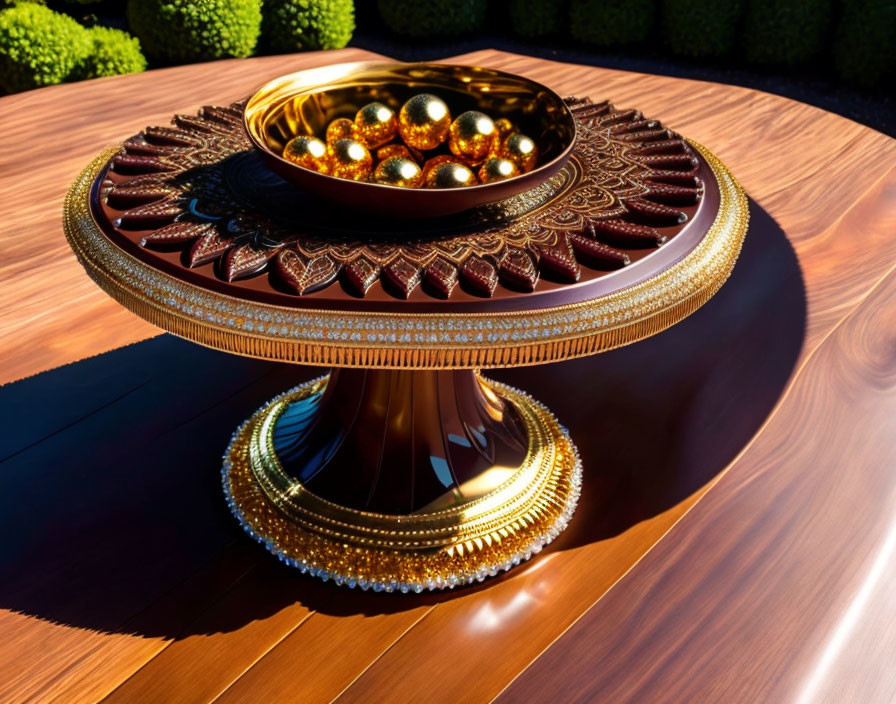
[243,62,577,218]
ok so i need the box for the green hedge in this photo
[570,0,656,47]
[508,0,566,38]
[0,2,90,92]
[127,0,262,62]
[835,0,896,89]
[377,0,487,38]
[81,25,146,79]
[662,0,745,57]
[263,0,354,52]
[743,0,833,65]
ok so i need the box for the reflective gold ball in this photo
[478,157,520,184]
[354,102,398,148]
[282,135,329,173]
[398,94,451,150]
[500,132,539,172]
[421,154,457,179]
[325,118,360,144]
[373,156,423,188]
[493,118,518,139]
[377,143,414,162]
[424,162,476,189]
[327,138,372,180]
[448,110,496,162]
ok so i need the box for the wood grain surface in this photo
[1,48,894,703]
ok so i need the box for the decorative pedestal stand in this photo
[64,93,747,592]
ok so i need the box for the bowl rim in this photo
[241,60,578,196]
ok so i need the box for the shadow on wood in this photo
[0,199,804,634]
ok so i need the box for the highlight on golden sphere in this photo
[500,132,539,172]
[325,117,359,144]
[493,118,518,139]
[478,157,520,184]
[327,138,373,180]
[373,156,423,188]
[282,135,329,173]
[448,110,496,162]
[398,93,451,150]
[424,162,476,189]
[377,143,414,162]
[354,101,398,148]
[421,154,456,179]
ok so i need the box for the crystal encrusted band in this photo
[64,140,748,369]
[222,376,582,591]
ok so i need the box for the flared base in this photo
[222,374,581,592]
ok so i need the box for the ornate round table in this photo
[64,91,747,593]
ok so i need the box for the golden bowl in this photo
[243,61,577,218]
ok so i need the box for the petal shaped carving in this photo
[275,250,341,294]
[116,198,182,228]
[423,256,459,298]
[141,221,215,248]
[188,231,234,267]
[343,256,381,295]
[568,233,630,269]
[588,219,666,247]
[383,256,422,299]
[534,238,581,282]
[223,244,274,282]
[460,255,498,296]
[623,198,688,226]
[499,248,539,291]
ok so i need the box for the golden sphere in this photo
[325,118,360,144]
[354,102,398,148]
[377,143,415,162]
[421,154,457,179]
[478,157,520,184]
[282,135,329,173]
[448,110,496,162]
[424,162,476,189]
[373,156,423,188]
[500,132,539,172]
[327,138,372,180]
[398,94,451,150]
[493,118,518,139]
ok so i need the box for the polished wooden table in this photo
[1,48,895,703]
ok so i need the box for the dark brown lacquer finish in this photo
[93,96,709,310]
[273,369,528,513]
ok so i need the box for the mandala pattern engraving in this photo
[98,97,703,299]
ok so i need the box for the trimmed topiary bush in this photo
[509,0,566,38]
[570,0,656,47]
[377,0,487,38]
[262,0,354,52]
[662,0,744,57]
[81,25,147,78]
[834,0,896,89]
[0,2,91,92]
[742,0,833,66]
[127,0,261,63]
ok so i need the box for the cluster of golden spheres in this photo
[281,93,540,189]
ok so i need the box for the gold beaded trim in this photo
[223,376,582,591]
[64,140,747,370]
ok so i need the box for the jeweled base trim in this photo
[222,376,582,592]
